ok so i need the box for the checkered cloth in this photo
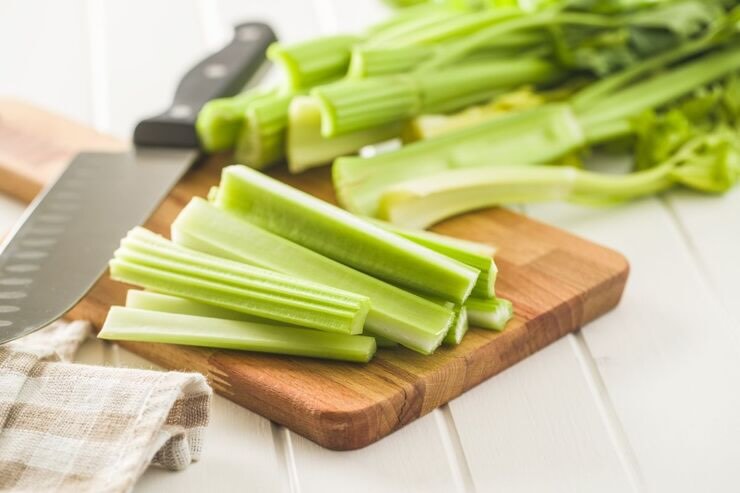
[0,320,212,492]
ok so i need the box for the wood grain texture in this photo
[0,100,629,450]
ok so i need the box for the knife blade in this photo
[0,22,276,344]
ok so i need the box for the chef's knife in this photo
[0,22,276,344]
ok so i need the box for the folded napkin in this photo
[0,320,212,493]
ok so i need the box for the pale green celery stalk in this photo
[234,91,293,169]
[333,103,584,217]
[171,198,454,354]
[213,165,478,303]
[369,218,497,298]
[367,7,523,47]
[443,306,468,345]
[312,57,558,137]
[126,290,400,348]
[100,307,376,363]
[349,30,547,78]
[112,228,369,335]
[287,96,401,173]
[125,290,268,323]
[195,87,276,152]
[578,45,740,142]
[377,162,676,228]
[267,35,361,92]
[466,297,513,331]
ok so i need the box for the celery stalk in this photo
[267,35,361,91]
[312,58,559,137]
[369,219,497,298]
[127,290,399,349]
[234,91,293,169]
[126,290,268,323]
[213,165,479,303]
[195,87,277,152]
[333,103,584,217]
[443,306,468,345]
[465,297,513,331]
[172,198,454,354]
[287,96,401,173]
[111,229,370,335]
[100,307,376,363]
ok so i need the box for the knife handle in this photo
[133,22,276,148]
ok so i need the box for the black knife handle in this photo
[133,22,276,148]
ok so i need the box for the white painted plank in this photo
[287,413,463,493]
[449,336,638,493]
[215,0,324,42]
[92,0,210,137]
[112,350,287,493]
[663,187,740,325]
[0,0,92,125]
[320,0,391,34]
[527,197,740,492]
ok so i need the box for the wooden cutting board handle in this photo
[0,98,125,203]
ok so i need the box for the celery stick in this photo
[127,290,399,349]
[444,306,468,345]
[312,58,558,137]
[126,290,267,323]
[333,103,584,217]
[466,297,513,331]
[100,307,376,363]
[172,198,454,354]
[267,35,361,91]
[213,165,479,303]
[369,218,497,298]
[234,91,292,169]
[111,230,369,335]
[195,87,276,152]
[287,96,401,173]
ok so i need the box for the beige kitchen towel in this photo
[0,320,212,493]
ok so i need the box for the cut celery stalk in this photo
[466,297,513,331]
[172,198,453,354]
[369,218,497,298]
[287,96,401,173]
[234,91,293,169]
[267,35,361,91]
[312,58,558,137]
[212,165,478,303]
[126,290,267,323]
[100,307,376,363]
[443,306,468,345]
[333,103,584,217]
[111,229,369,335]
[127,289,399,349]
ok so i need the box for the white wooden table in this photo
[2,1,740,491]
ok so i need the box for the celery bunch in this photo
[102,166,514,360]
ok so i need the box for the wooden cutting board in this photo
[0,99,629,450]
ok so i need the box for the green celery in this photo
[443,306,469,345]
[112,228,369,335]
[212,165,479,303]
[466,297,513,331]
[100,307,376,363]
[287,96,401,173]
[172,198,454,354]
[333,103,584,217]
[234,91,293,169]
[377,130,740,227]
[312,57,559,137]
[267,35,361,91]
[125,290,267,323]
[196,87,276,152]
[369,218,497,298]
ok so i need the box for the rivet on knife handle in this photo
[133,22,277,149]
